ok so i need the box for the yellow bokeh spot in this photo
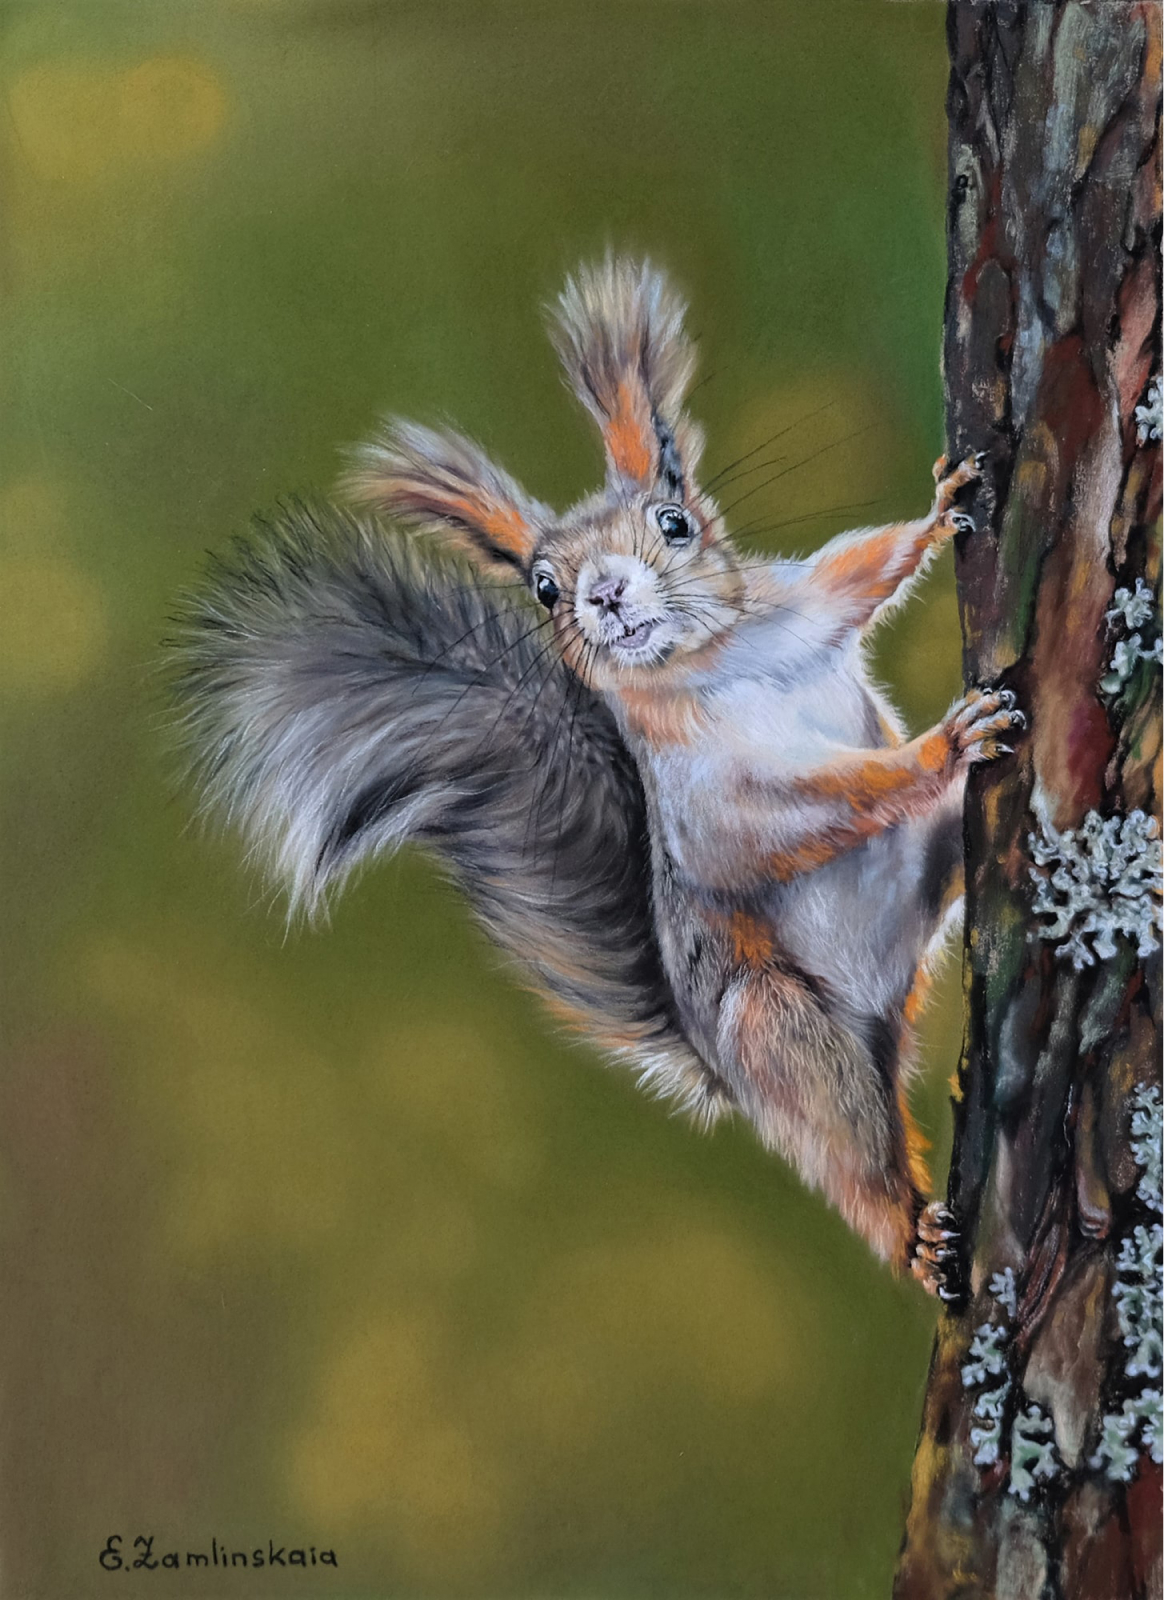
[510,1223,809,1450]
[0,476,70,551]
[292,1312,506,1578]
[8,56,227,183]
[84,937,354,1256]
[361,1020,541,1191]
[0,555,107,695]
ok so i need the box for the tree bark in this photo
[895,5,1162,1598]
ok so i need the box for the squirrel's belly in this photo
[764,823,946,1017]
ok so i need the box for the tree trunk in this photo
[895,5,1162,1598]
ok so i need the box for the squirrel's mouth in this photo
[606,617,659,654]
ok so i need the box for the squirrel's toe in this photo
[911,1201,966,1303]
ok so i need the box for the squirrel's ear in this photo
[548,255,703,499]
[341,420,546,574]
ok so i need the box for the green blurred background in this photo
[0,3,966,1595]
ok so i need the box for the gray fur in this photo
[170,500,725,1119]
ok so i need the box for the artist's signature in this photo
[99,1536,338,1573]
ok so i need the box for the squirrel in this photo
[172,255,1025,1296]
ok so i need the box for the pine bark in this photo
[894,5,1162,1598]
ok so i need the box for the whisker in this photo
[716,422,881,521]
[408,600,546,689]
[702,399,839,494]
[663,576,822,649]
[479,627,575,758]
[669,593,819,654]
[731,497,888,543]
[535,638,584,888]
[425,620,563,764]
[703,451,789,496]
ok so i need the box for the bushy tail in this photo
[170,501,724,1120]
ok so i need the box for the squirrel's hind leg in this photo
[716,965,927,1274]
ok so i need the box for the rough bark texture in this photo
[895,5,1162,1598]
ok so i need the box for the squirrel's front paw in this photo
[911,1200,964,1304]
[932,450,986,525]
[945,687,1026,766]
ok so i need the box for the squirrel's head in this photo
[342,255,744,692]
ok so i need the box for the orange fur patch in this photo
[726,911,775,967]
[798,757,919,804]
[916,731,951,774]
[605,379,654,484]
[816,530,897,589]
[902,965,933,1027]
[618,688,706,747]
[764,831,864,882]
[813,520,936,607]
[479,501,535,561]
[897,1088,932,1194]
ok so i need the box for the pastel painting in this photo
[2,3,1159,1598]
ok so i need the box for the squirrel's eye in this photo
[534,573,560,611]
[655,504,693,544]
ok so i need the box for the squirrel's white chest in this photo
[708,667,881,771]
[628,652,952,1017]
[648,651,885,821]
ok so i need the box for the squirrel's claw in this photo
[946,687,1027,766]
[911,1201,965,1304]
[933,450,983,505]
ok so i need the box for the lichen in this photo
[1029,809,1163,969]
[1142,1387,1163,1466]
[970,1382,1010,1467]
[1113,1223,1163,1378]
[1009,1405,1059,1500]
[1135,375,1162,445]
[1100,577,1162,694]
[961,1275,1018,1470]
[1130,1081,1163,1214]
[989,1266,1018,1319]
[1106,577,1158,633]
[1092,1391,1164,1481]
[1093,1081,1164,1483]
[962,1320,1010,1389]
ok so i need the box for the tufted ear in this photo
[341,419,547,575]
[548,254,704,499]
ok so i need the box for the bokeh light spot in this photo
[9,56,227,182]
[0,555,107,696]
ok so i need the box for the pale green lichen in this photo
[1093,1081,1163,1483]
[1106,577,1157,633]
[970,1383,1010,1468]
[1009,1405,1059,1500]
[1029,810,1163,969]
[961,1276,1018,1470]
[1101,577,1161,695]
[1092,1391,1164,1481]
[989,1266,1018,1319]
[962,1320,1010,1389]
[1130,1082,1163,1214]
[1113,1224,1163,1379]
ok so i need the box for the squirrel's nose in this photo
[588,576,627,613]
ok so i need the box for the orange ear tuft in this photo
[341,420,547,574]
[605,380,656,485]
[548,255,701,495]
